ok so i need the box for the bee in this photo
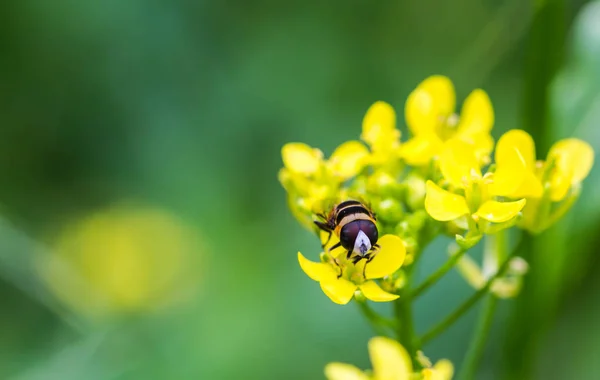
[314,200,380,272]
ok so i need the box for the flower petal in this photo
[282,143,323,175]
[456,89,494,136]
[320,277,357,305]
[405,76,455,136]
[512,171,544,199]
[472,133,495,162]
[548,172,572,202]
[368,337,413,379]
[328,141,369,179]
[440,139,481,188]
[546,138,595,201]
[425,181,470,221]
[365,235,405,279]
[361,101,397,147]
[325,363,369,380]
[491,129,538,197]
[489,145,527,197]
[548,138,594,183]
[422,359,454,380]
[496,129,536,168]
[474,199,526,223]
[359,281,399,302]
[400,134,443,166]
[298,252,337,282]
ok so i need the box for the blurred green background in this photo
[0,0,599,379]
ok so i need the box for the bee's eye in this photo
[340,220,378,250]
[339,222,359,250]
[363,222,378,244]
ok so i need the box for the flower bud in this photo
[455,233,482,250]
[406,210,428,233]
[404,173,427,211]
[373,197,404,223]
[367,170,402,197]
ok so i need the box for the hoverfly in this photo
[314,200,380,275]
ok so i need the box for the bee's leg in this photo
[352,255,364,265]
[346,250,354,260]
[321,231,333,249]
[332,258,343,279]
[314,220,331,232]
[361,254,372,279]
[327,242,341,255]
[361,248,380,278]
[316,212,328,220]
[314,221,333,247]
[325,243,343,278]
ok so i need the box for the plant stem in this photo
[420,255,513,345]
[458,294,498,380]
[410,247,468,299]
[458,231,507,379]
[356,299,396,337]
[394,264,420,369]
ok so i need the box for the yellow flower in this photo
[495,129,594,201]
[325,336,453,380]
[402,75,494,166]
[547,138,594,200]
[361,101,402,167]
[493,129,594,232]
[280,141,370,229]
[298,235,405,304]
[36,203,200,319]
[421,359,454,380]
[424,140,526,232]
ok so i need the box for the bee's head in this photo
[339,219,378,256]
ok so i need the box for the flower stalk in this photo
[458,230,507,380]
[421,247,515,345]
[355,299,396,337]
[410,246,469,298]
[394,264,421,369]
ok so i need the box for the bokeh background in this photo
[0,1,599,379]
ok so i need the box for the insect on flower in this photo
[314,200,380,275]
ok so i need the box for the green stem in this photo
[410,247,468,298]
[458,293,498,380]
[394,265,420,369]
[420,254,513,345]
[541,186,580,231]
[356,299,396,337]
[458,232,507,380]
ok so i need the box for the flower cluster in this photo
[279,74,593,378]
[280,75,593,303]
[325,336,453,380]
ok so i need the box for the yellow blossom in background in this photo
[494,129,594,232]
[36,203,202,320]
[424,139,526,234]
[325,336,453,380]
[402,75,494,166]
[298,235,405,304]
